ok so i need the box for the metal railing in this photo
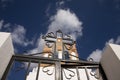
[1,54,107,80]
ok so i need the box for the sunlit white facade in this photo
[0,32,14,79]
[26,66,102,80]
[101,44,120,80]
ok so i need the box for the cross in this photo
[42,30,74,59]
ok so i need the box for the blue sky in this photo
[0,0,120,61]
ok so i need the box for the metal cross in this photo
[42,30,74,59]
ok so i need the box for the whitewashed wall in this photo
[27,66,100,80]
[0,32,14,79]
[101,44,120,80]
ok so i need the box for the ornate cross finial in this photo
[42,30,79,60]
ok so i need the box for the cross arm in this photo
[62,38,74,45]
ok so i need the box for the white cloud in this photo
[3,23,11,28]
[0,20,12,31]
[29,34,45,54]
[48,9,82,40]
[12,25,26,45]
[115,36,120,44]
[107,36,120,44]
[0,20,4,30]
[87,49,102,62]
[107,38,114,44]
[12,25,33,47]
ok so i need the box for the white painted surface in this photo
[27,67,55,80]
[0,32,14,79]
[71,52,77,60]
[58,51,62,59]
[27,67,99,80]
[44,54,49,57]
[109,44,120,60]
[101,43,120,80]
[79,69,88,80]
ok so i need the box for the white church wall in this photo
[101,44,120,80]
[27,66,99,80]
[0,32,14,79]
[27,66,55,80]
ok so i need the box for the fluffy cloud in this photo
[87,49,102,62]
[116,36,120,44]
[108,36,120,44]
[87,36,120,62]
[48,9,82,40]
[12,25,33,47]
[29,34,45,54]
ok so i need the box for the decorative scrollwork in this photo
[90,68,100,79]
[46,41,54,48]
[64,44,73,50]
[64,34,72,39]
[42,64,54,75]
[47,32,56,38]
[43,32,56,48]
[42,30,75,60]
[89,58,94,62]
[63,68,75,79]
